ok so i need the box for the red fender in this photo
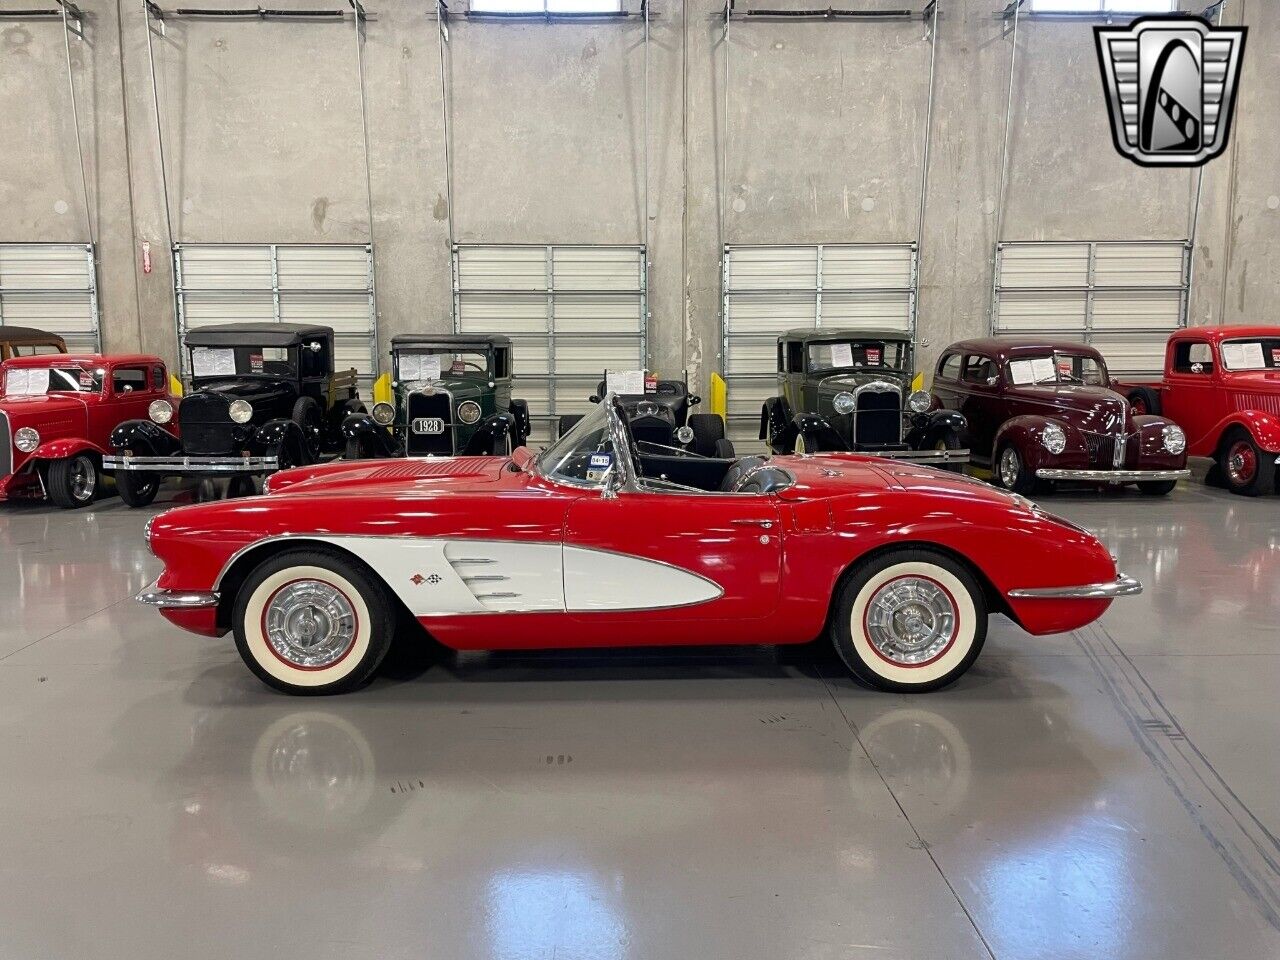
[992,415,1088,473]
[1199,410,1280,457]
[28,438,108,463]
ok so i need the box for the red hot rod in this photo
[137,396,1139,696]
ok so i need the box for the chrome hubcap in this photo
[999,448,1020,487]
[264,580,357,669]
[865,576,957,666]
[71,458,96,501]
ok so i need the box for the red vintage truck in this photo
[1113,326,1280,496]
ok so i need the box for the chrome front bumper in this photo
[1035,468,1190,483]
[1007,574,1142,600]
[136,579,219,608]
[876,448,970,464]
[104,454,278,474]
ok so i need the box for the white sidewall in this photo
[241,565,374,689]
[848,560,979,686]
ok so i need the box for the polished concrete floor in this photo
[2,477,1279,960]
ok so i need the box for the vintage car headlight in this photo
[907,390,931,414]
[148,399,173,424]
[372,402,395,426]
[228,399,253,424]
[457,401,481,425]
[1040,422,1067,455]
[1162,424,1186,455]
[676,425,695,445]
[13,427,39,453]
[832,392,856,415]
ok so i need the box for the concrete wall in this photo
[0,0,1274,393]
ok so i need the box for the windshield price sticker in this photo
[865,346,881,365]
[645,374,658,393]
[830,343,855,368]
[450,358,467,375]
[1057,358,1074,377]
[249,353,264,374]
[606,370,645,396]
[586,452,614,482]
[79,369,95,388]
[399,353,442,382]
[1272,348,1280,367]
[4,367,50,395]
[1222,341,1266,370]
[191,347,236,378]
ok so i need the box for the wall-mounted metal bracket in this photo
[145,3,374,21]
[726,0,931,22]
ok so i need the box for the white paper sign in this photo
[399,353,442,382]
[606,369,645,396]
[1008,359,1033,385]
[4,367,50,395]
[1030,357,1056,384]
[191,347,236,378]
[829,343,854,368]
[1222,341,1265,371]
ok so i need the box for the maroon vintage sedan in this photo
[931,339,1190,495]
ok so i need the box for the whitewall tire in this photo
[233,550,395,695]
[831,549,988,692]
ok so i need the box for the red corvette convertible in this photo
[139,397,1139,695]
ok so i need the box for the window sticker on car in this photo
[1272,348,1280,366]
[830,343,854,367]
[191,347,235,378]
[1222,341,1266,370]
[1030,357,1055,383]
[606,370,644,396]
[4,367,50,395]
[1057,358,1074,377]
[586,452,614,483]
[1008,359,1034,385]
[450,358,467,375]
[399,353,441,382]
[865,346,881,365]
[79,369,95,388]
[645,373,658,393]
[249,354,264,374]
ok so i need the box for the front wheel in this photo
[232,549,396,695]
[291,397,323,462]
[46,454,99,509]
[831,549,988,692]
[1219,427,1276,497]
[931,428,965,474]
[995,443,1038,495]
[116,470,161,507]
[686,413,726,457]
[1137,480,1177,496]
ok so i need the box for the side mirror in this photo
[589,395,600,404]
[689,395,701,406]
[986,376,999,387]
[306,342,321,353]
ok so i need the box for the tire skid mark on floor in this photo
[1075,621,1280,931]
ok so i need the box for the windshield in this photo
[1220,338,1280,371]
[534,401,629,489]
[190,345,295,379]
[3,363,103,395]
[808,340,907,372]
[396,348,490,382]
[1007,352,1108,387]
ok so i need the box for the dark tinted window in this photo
[492,348,509,379]
[786,342,804,373]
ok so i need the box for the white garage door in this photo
[454,244,647,444]
[722,243,917,446]
[0,243,100,352]
[993,241,1188,376]
[174,243,377,384]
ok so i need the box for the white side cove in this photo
[305,537,723,616]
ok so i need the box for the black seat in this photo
[719,456,766,492]
[737,467,793,494]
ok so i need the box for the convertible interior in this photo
[635,446,793,494]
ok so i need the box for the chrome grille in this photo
[1082,431,1128,469]
[0,411,11,478]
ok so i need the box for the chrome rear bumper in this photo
[1035,468,1189,483]
[104,454,278,474]
[1008,574,1142,600]
[136,579,219,608]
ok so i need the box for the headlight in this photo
[14,427,39,453]
[907,390,931,414]
[676,425,695,445]
[228,400,253,424]
[148,399,173,424]
[832,392,856,415]
[1040,422,1067,455]
[1162,424,1186,455]
[457,401,481,425]
[372,402,395,426]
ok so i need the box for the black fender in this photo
[257,419,308,462]
[464,413,519,455]
[109,419,181,456]
[341,413,398,457]
[759,396,793,449]
[790,413,851,454]
[508,399,531,442]
[906,409,967,449]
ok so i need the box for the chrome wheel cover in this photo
[999,447,1020,488]
[263,580,358,669]
[71,457,96,501]
[865,576,957,666]
[1226,441,1256,486]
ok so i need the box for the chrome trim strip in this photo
[104,454,279,473]
[136,579,220,608]
[1035,468,1190,482]
[874,448,970,463]
[1008,574,1142,600]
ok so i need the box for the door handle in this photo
[730,518,774,529]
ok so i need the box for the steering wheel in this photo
[635,440,708,459]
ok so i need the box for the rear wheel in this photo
[1219,427,1276,497]
[1127,387,1161,417]
[995,443,1037,495]
[116,470,161,507]
[232,549,395,695]
[831,549,988,693]
[687,413,725,457]
[46,454,98,509]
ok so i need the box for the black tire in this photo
[509,400,531,445]
[713,437,736,459]
[291,396,323,462]
[227,475,257,499]
[557,414,584,439]
[46,453,99,509]
[687,413,725,457]
[232,548,396,695]
[268,438,299,474]
[344,436,368,461]
[116,470,161,508]
[1137,480,1177,496]
[994,443,1038,495]
[1127,387,1162,417]
[1218,426,1276,497]
[931,428,965,474]
[830,548,988,693]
